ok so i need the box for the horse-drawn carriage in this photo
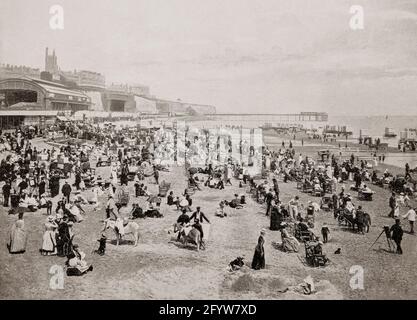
[389,175,415,195]
[337,209,355,228]
[336,208,371,233]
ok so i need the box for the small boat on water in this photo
[384,127,397,138]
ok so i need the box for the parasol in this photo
[179,198,189,207]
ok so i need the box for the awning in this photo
[0,110,59,117]
[56,116,70,122]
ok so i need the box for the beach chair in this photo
[294,224,316,243]
[304,241,328,267]
[320,195,333,211]
[358,190,374,201]
[312,188,323,197]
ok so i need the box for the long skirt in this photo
[251,249,265,270]
[270,210,282,231]
[8,225,27,253]
[42,230,57,254]
[282,237,300,253]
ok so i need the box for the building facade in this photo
[0,78,91,112]
[0,64,41,80]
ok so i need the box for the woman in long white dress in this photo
[280,223,300,253]
[8,212,27,254]
[89,185,101,211]
[41,216,58,256]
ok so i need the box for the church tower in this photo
[45,47,58,74]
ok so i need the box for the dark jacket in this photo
[389,196,396,209]
[190,210,210,223]
[2,183,11,195]
[62,183,72,195]
[356,210,365,223]
[390,224,403,241]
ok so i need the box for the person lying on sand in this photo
[226,194,244,209]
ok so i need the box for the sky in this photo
[1,0,417,115]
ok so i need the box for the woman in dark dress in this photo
[251,229,266,270]
[270,201,283,231]
[56,216,73,257]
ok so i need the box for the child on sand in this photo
[321,223,330,243]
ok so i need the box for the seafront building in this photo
[0,47,217,129]
[0,48,328,130]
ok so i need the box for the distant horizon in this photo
[2,0,417,115]
[213,112,417,117]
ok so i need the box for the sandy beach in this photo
[1,133,416,300]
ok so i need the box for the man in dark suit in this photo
[62,181,72,203]
[2,180,11,207]
[189,206,210,241]
[390,219,404,254]
[265,189,274,216]
[38,177,46,197]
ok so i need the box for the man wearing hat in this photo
[38,176,46,197]
[2,180,11,207]
[390,219,404,254]
[62,180,72,203]
[265,188,274,216]
[189,206,210,242]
